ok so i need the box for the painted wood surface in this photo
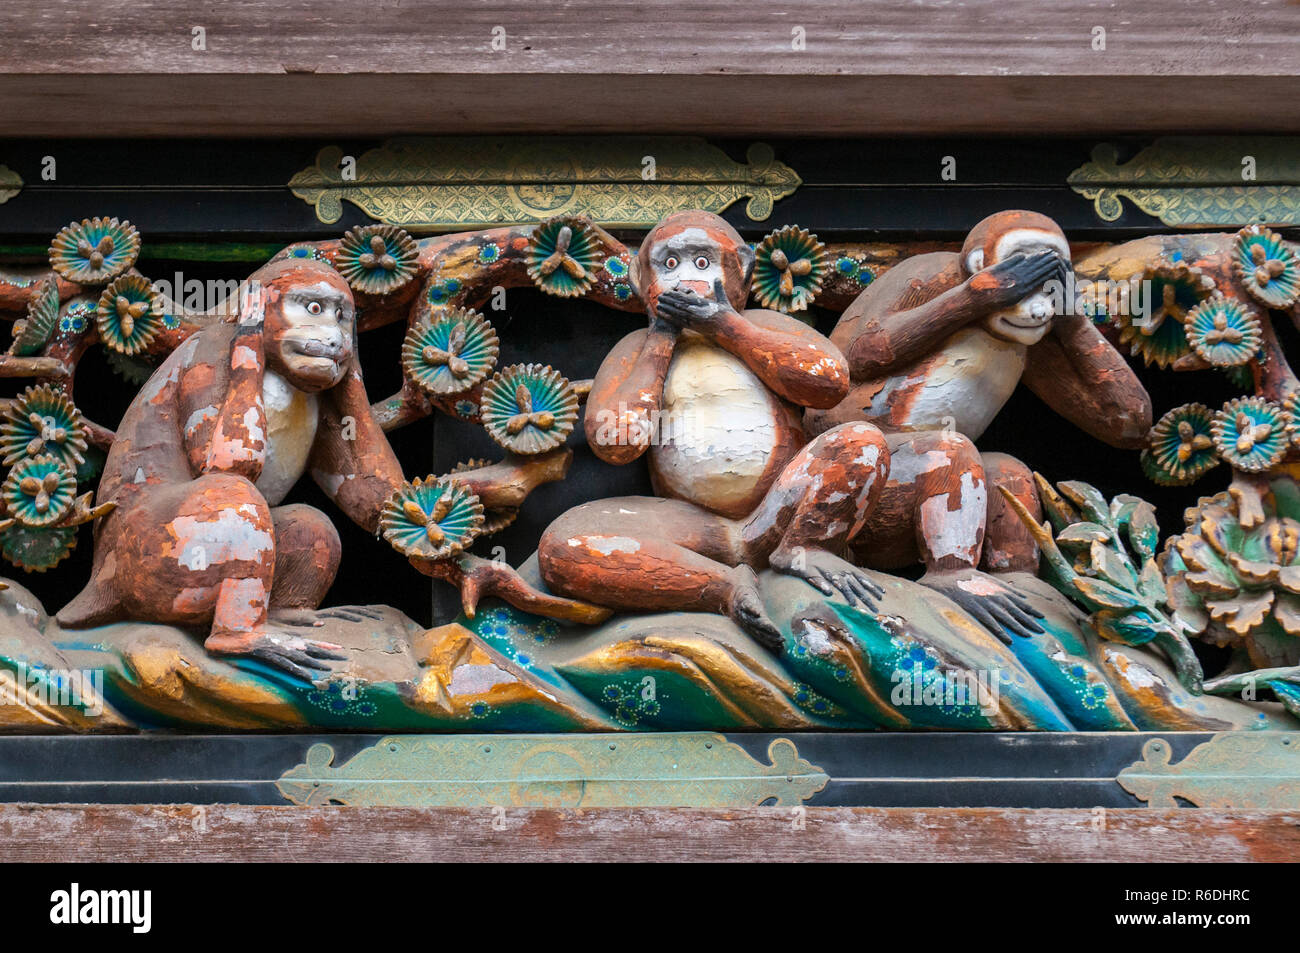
[2,805,1296,861]
[0,1,1297,135]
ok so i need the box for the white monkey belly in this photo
[650,338,783,514]
[254,370,319,506]
[870,327,1026,440]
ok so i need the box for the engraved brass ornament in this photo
[1069,139,1300,227]
[289,138,800,230]
[276,733,828,807]
[1118,733,1300,808]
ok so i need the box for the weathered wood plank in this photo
[0,1,1298,135]
[3,805,1297,861]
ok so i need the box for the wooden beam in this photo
[3,805,1297,861]
[0,1,1298,136]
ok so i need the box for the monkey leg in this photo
[742,422,892,611]
[83,473,342,680]
[537,496,784,650]
[90,473,278,627]
[268,503,342,609]
[979,452,1041,574]
[852,432,1043,641]
[853,430,988,572]
[743,423,891,562]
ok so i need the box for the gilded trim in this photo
[1069,139,1300,227]
[288,137,800,230]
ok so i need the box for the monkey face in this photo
[651,230,727,299]
[263,271,355,392]
[978,228,1072,346]
[633,211,755,316]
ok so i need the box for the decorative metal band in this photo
[276,732,828,807]
[1117,732,1300,808]
[1069,138,1300,227]
[0,165,20,207]
[288,137,800,230]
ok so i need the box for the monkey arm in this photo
[840,281,989,380]
[309,364,404,533]
[836,251,1065,381]
[198,314,267,481]
[1022,313,1153,449]
[582,321,678,465]
[703,307,850,409]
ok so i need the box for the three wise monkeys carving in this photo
[54,209,1152,679]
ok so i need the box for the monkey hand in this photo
[654,279,731,330]
[970,250,1068,310]
[204,627,346,684]
[769,546,884,614]
[919,568,1045,645]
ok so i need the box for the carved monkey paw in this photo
[653,279,729,328]
[771,547,884,615]
[919,568,1045,645]
[204,628,346,684]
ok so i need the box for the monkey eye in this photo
[664,256,679,269]
[694,256,710,269]
[306,301,323,315]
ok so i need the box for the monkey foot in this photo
[726,565,784,654]
[204,628,346,683]
[919,568,1044,644]
[769,546,883,614]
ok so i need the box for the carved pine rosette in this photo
[1211,396,1291,473]
[1145,403,1219,486]
[9,277,59,357]
[1163,487,1300,667]
[479,363,579,454]
[526,217,600,297]
[1112,261,1214,368]
[1183,294,1262,368]
[400,307,499,397]
[335,224,420,296]
[1233,225,1300,310]
[0,524,78,573]
[1285,391,1300,448]
[752,226,827,313]
[96,274,161,355]
[0,385,88,470]
[2,455,76,527]
[48,217,141,285]
[380,477,484,561]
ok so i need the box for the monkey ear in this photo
[628,254,642,301]
[737,242,756,290]
[965,248,985,275]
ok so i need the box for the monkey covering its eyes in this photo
[806,210,1152,641]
